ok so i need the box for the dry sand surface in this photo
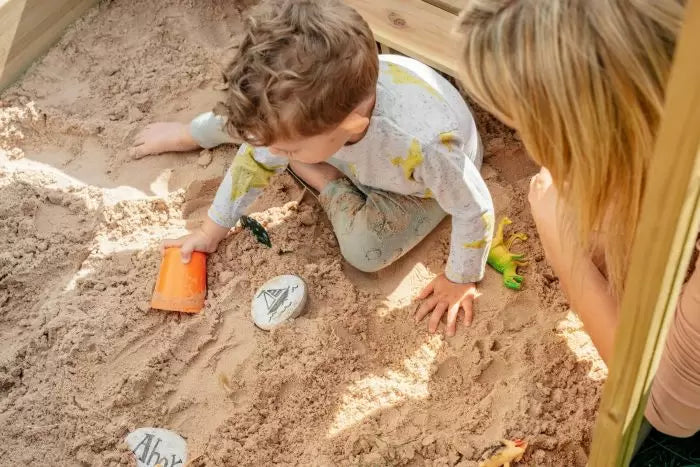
[0,1,606,465]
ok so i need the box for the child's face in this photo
[268,124,353,164]
[268,96,374,164]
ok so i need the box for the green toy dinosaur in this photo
[487,217,528,290]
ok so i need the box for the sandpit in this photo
[0,1,605,465]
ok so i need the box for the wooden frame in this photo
[345,0,461,77]
[589,2,700,465]
[0,0,98,91]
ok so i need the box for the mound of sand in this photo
[0,1,605,465]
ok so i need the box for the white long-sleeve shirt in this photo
[195,55,494,283]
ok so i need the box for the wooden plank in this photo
[422,0,463,15]
[589,2,700,465]
[0,0,26,87]
[0,0,98,91]
[345,0,460,77]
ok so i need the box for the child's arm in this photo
[417,140,494,282]
[163,144,288,261]
[207,144,287,227]
[130,112,235,159]
[413,137,495,335]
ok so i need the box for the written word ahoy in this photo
[125,427,187,467]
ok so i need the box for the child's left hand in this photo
[415,274,478,336]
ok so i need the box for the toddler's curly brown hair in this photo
[217,0,379,147]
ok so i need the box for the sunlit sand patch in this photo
[328,335,443,436]
[64,266,95,293]
[148,168,173,199]
[2,152,151,203]
[379,263,432,317]
[0,100,39,160]
[557,311,608,381]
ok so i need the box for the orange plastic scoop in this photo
[151,248,207,313]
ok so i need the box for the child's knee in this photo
[343,255,386,273]
[338,241,391,273]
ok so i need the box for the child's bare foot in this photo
[288,160,344,192]
[130,122,200,159]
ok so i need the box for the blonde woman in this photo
[457,0,698,439]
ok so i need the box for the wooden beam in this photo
[344,0,460,77]
[0,0,98,91]
[589,2,700,465]
[422,0,463,15]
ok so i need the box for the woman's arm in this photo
[529,168,618,363]
[548,238,618,363]
[532,168,700,434]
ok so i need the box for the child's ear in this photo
[340,112,370,135]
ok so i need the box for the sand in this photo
[0,1,606,465]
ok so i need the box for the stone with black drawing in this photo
[251,275,308,330]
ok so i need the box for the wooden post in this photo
[0,0,98,91]
[588,2,700,465]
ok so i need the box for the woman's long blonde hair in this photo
[458,0,685,298]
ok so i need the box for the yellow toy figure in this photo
[479,439,528,467]
[487,217,528,290]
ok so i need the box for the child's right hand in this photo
[162,229,221,263]
[130,122,200,159]
[162,216,232,262]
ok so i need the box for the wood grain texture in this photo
[345,0,460,77]
[0,0,98,90]
[589,2,700,465]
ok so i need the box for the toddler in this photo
[132,0,494,335]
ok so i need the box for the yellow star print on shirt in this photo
[386,63,442,100]
[391,139,424,181]
[439,131,456,152]
[462,213,493,249]
[463,239,487,249]
[230,146,282,200]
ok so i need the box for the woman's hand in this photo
[528,168,559,238]
[415,274,478,336]
[528,167,568,271]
